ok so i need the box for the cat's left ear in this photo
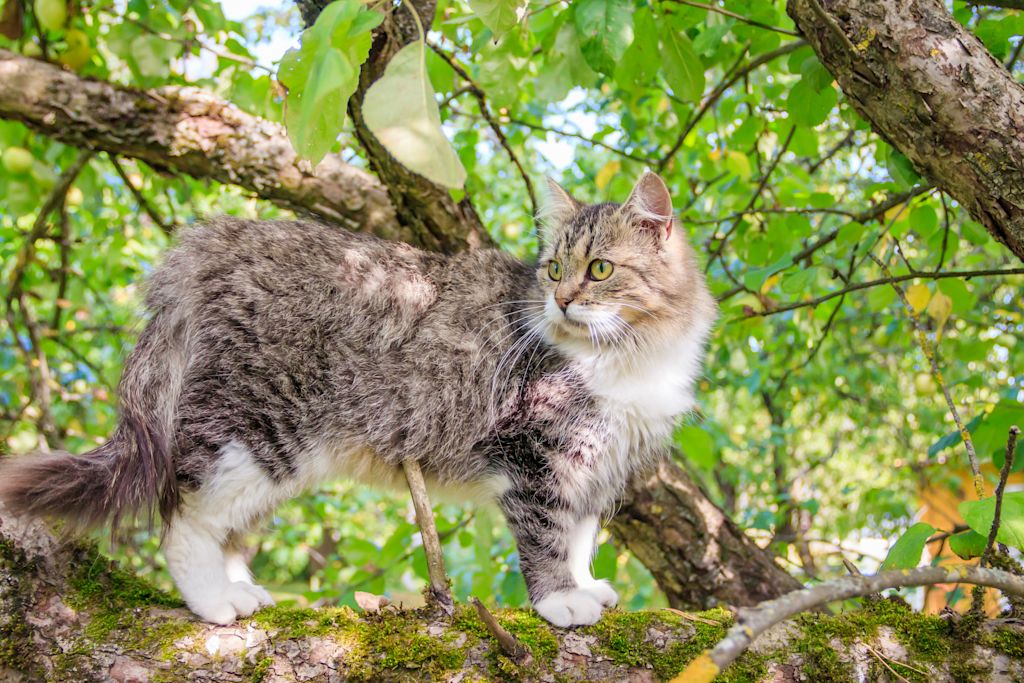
[622,171,674,241]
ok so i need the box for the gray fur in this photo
[0,173,717,617]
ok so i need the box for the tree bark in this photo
[0,48,800,610]
[786,0,1024,262]
[3,508,1023,683]
[609,460,803,609]
[0,50,411,242]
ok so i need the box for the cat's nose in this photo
[555,295,572,312]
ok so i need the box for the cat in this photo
[0,171,717,628]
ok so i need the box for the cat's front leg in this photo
[500,494,617,627]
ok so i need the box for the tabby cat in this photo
[0,171,717,627]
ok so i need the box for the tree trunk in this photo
[786,0,1024,262]
[0,48,799,610]
[3,508,1023,682]
[609,460,802,609]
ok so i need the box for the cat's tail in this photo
[0,312,187,533]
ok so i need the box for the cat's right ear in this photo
[539,178,581,229]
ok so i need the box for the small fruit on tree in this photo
[34,0,67,32]
[2,146,34,175]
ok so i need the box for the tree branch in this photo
[0,49,414,245]
[734,266,1024,321]
[663,0,801,37]
[5,506,1022,682]
[659,40,806,172]
[677,565,1024,681]
[786,0,1024,262]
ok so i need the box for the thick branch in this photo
[609,459,803,608]
[3,508,1023,682]
[0,50,414,244]
[786,0,1024,262]
[682,565,1024,680]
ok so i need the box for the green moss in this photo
[492,608,559,661]
[251,605,472,681]
[989,626,1024,659]
[251,603,354,638]
[0,537,43,678]
[949,657,990,683]
[241,655,274,683]
[581,607,768,681]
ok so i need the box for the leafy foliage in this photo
[1,0,1023,614]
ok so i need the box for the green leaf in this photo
[886,147,921,188]
[961,492,1024,551]
[615,6,658,90]
[835,221,867,250]
[786,78,837,127]
[927,412,983,457]
[278,0,381,163]
[362,41,468,188]
[782,268,816,295]
[574,0,633,76]
[537,18,596,101]
[880,522,935,570]
[131,34,178,78]
[660,29,704,101]
[949,530,988,560]
[676,425,715,469]
[468,0,520,36]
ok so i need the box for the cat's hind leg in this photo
[163,441,279,624]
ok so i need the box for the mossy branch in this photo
[680,565,1024,682]
[6,507,1024,681]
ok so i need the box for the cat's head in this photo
[535,171,717,355]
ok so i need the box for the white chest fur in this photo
[577,324,711,453]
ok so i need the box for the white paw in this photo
[533,588,604,628]
[190,582,275,625]
[581,579,619,608]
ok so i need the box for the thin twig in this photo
[401,459,454,613]
[659,40,806,171]
[984,427,1022,566]
[805,0,858,54]
[672,565,1024,682]
[864,647,913,683]
[428,42,538,221]
[731,266,1024,321]
[705,126,796,272]
[5,151,95,309]
[870,253,984,498]
[788,185,933,265]
[471,598,533,666]
[663,0,801,36]
[109,155,174,235]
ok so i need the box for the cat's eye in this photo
[547,260,562,281]
[588,259,614,281]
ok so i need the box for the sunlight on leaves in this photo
[363,40,468,189]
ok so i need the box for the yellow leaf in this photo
[669,653,719,683]
[926,291,953,341]
[905,283,931,313]
[761,274,780,294]
[595,160,621,191]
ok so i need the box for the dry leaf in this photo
[354,591,391,613]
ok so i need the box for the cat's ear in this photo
[622,171,674,240]
[540,177,582,226]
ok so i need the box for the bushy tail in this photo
[0,313,187,533]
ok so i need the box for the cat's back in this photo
[147,217,442,310]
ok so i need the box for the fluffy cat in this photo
[0,171,717,627]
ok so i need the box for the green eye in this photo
[588,259,613,281]
[548,260,562,281]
